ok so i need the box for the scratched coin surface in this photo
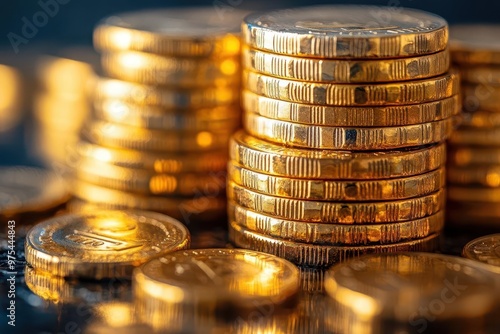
[133,248,299,328]
[243,48,450,83]
[230,130,446,180]
[243,91,460,127]
[229,163,445,201]
[463,235,500,270]
[228,181,445,224]
[0,166,69,218]
[94,7,245,57]
[229,222,439,266]
[243,5,448,58]
[25,211,190,278]
[324,253,500,329]
[451,25,500,65]
[245,112,454,150]
[229,203,444,245]
[244,70,459,106]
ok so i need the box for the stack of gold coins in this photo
[228,5,460,266]
[447,25,500,227]
[32,47,98,167]
[0,63,23,133]
[68,8,245,222]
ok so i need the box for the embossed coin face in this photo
[25,211,190,278]
[0,166,69,218]
[243,5,448,58]
[463,234,500,268]
[325,253,500,324]
[134,248,299,303]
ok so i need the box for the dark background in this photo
[0,0,499,167]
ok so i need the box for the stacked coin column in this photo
[447,25,500,227]
[67,8,245,223]
[228,6,460,267]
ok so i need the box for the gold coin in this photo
[245,112,454,150]
[448,186,500,202]
[93,8,244,57]
[324,253,500,330]
[462,84,500,113]
[243,91,460,127]
[243,5,448,58]
[74,140,228,173]
[0,64,23,132]
[229,203,444,245]
[229,221,439,267]
[230,130,446,180]
[133,248,299,330]
[448,165,500,187]
[25,266,130,303]
[245,70,459,106]
[229,162,445,201]
[244,47,450,83]
[25,210,190,278]
[460,66,500,85]
[463,234,500,270]
[0,166,69,219]
[451,25,500,65]
[76,158,226,196]
[82,120,232,152]
[448,147,500,166]
[93,98,240,131]
[94,77,239,109]
[449,127,500,146]
[71,181,227,222]
[101,51,240,87]
[227,181,445,224]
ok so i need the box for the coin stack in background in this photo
[228,5,461,266]
[0,63,23,133]
[447,25,500,227]
[32,47,99,167]
[67,8,246,223]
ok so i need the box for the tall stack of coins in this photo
[228,5,460,266]
[68,8,245,222]
[447,25,500,226]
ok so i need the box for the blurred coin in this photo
[243,91,460,127]
[82,120,233,152]
[462,84,500,113]
[133,248,299,331]
[229,221,439,266]
[76,158,225,196]
[94,78,239,109]
[25,210,190,278]
[324,253,500,333]
[448,146,500,166]
[463,234,500,269]
[70,181,227,222]
[460,66,500,85]
[451,25,500,65]
[228,181,445,224]
[74,140,228,173]
[229,163,445,201]
[94,7,245,57]
[448,186,500,202]
[102,51,240,87]
[229,203,444,245]
[245,112,454,150]
[448,165,500,187]
[230,130,446,180]
[244,47,449,83]
[0,166,69,219]
[243,5,447,58]
[0,64,23,132]
[450,126,500,146]
[93,99,240,131]
[244,70,459,106]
